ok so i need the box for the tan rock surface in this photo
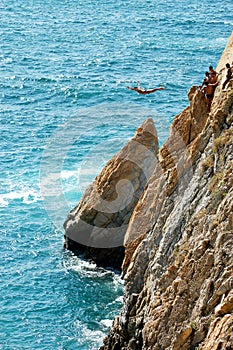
[63,31,233,349]
[122,84,209,274]
[216,31,233,72]
[100,32,233,349]
[64,118,159,269]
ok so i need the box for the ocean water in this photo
[0,0,232,348]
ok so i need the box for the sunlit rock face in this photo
[99,32,233,349]
[64,118,159,270]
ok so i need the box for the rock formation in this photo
[99,32,233,349]
[64,118,159,270]
[64,32,233,348]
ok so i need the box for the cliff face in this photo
[99,34,233,349]
[64,33,233,348]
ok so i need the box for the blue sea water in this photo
[0,0,232,348]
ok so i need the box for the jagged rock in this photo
[63,118,159,270]
[215,290,233,316]
[200,314,233,350]
[122,83,209,275]
[99,32,233,349]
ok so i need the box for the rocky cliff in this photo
[64,118,159,270]
[64,32,233,349]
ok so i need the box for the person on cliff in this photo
[209,65,218,76]
[222,63,232,91]
[204,72,218,111]
[200,71,210,92]
[127,81,165,94]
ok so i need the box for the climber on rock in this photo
[200,72,210,92]
[209,65,218,75]
[222,63,232,91]
[204,73,218,111]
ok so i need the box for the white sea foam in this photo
[101,319,113,328]
[0,189,40,207]
[115,295,124,303]
[60,169,79,179]
[0,198,8,207]
[1,57,13,65]
[63,253,123,281]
